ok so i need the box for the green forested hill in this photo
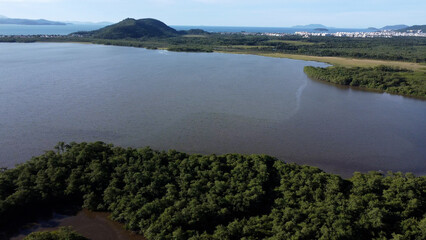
[74,18,180,39]
[398,25,426,33]
[1,142,425,239]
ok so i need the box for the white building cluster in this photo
[294,30,426,38]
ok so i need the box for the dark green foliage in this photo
[86,32,426,63]
[182,29,210,35]
[167,45,213,52]
[304,65,426,97]
[23,227,88,240]
[1,142,425,239]
[76,18,180,39]
[2,30,426,63]
[297,36,426,63]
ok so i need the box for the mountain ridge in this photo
[0,16,66,25]
[397,25,426,32]
[72,18,210,39]
[380,24,408,30]
[74,18,180,38]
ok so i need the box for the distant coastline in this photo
[0,24,379,35]
[0,17,66,26]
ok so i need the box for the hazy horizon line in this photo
[1,15,423,29]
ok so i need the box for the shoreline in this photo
[26,40,425,71]
[9,41,426,99]
[215,50,426,71]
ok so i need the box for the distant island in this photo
[292,24,328,29]
[380,24,409,30]
[0,16,66,25]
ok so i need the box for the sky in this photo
[0,0,424,28]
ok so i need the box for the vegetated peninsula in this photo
[304,65,426,97]
[1,142,425,239]
[0,16,66,25]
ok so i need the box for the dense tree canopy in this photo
[2,34,425,62]
[0,142,425,239]
[304,65,426,97]
[23,227,88,240]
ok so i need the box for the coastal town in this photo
[220,28,426,38]
[292,30,426,38]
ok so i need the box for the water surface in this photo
[11,209,145,240]
[0,43,425,177]
[0,24,107,35]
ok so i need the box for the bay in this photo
[0,43,424,177]
[0,24,107,35]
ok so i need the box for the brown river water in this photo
[10,209,145,240]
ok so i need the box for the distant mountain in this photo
[368,27,379,31]
[292,24,328,29]
[74,18,180,39]
[0,16,66,25]
[380,24,408,30]
[65,21,113,25]
[397,25,426,32]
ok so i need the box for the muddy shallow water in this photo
[10,209,145,240]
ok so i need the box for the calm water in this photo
[0,24,107,35]
[0,43,425,177]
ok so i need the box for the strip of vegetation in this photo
[167,45,213,52]
[1,142,425,239]
[304,65,426,98]
[24,227,88,240]
[2,34,426,63]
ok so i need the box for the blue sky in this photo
[0,0,424,27]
